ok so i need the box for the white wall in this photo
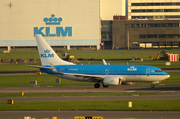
[0,0,100,46]
[100,0,126,20]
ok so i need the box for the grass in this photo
[1,49,180,71]
[0,50,39,59]
[0,92,172,98]
[1,60,180,71]
[0,48,180,60]
[0,63,40,71]
[1,99,180,111]
[0,72,179,87]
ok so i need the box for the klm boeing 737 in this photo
[29,34,170,88]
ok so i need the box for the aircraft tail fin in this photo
[35,34,75,66]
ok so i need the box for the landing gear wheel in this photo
[94,83,100,88]
[151,84,155,88]
[103,84,109,88]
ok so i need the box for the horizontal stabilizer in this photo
[26,65,51,69]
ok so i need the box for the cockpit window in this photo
[155,70,163,72]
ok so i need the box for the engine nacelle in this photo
[103,77,121,86]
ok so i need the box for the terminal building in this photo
[102,20,180,49]
[101,0,180,49]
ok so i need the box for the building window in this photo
[132,9,180,13]
[172,42,179,46]
[132,16,180,19]
[134,24,139,27]
[166,42,172,46]
[146,24,153,27]
[153,42,159,46]
[126,24,133,27]
[127,23,179,28]
[159,42,166,46]
[139,35,146,38]
[131,2,180,6]
[147,35,157,38]
[139,34,180,38]
[140,24,146,27]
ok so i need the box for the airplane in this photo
[29,34,170,88]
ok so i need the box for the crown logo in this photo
[44,14,63,25]
[44,49,50,53]
[110,79,114,82]
[127,66,137,71]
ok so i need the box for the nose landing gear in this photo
[151,81,160,88]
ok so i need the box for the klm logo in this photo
[110,79,114,82]
[34,14,72,37]
[127,66,137,71]
[41,49,54,58]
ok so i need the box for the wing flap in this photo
[63,72,104,80]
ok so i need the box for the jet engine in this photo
[103,77,121,86]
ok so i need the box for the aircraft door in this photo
[105,69,109,75]
[146,68,150,76]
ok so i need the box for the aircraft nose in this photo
[164,73,170,79]
[163,72,170,78]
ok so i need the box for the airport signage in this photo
[34,14,72,37]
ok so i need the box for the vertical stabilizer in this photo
[35,34,75,66]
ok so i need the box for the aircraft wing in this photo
[48,62,105,79]
[63,72,105,80]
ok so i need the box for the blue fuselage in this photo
[40,64,169,83]
[41,64,168,75]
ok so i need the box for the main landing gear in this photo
[94,83,109,88]
[151,84,155,88]
[103,84,109,88]
[94,83,100,88]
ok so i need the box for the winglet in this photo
[102,59,107,65]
